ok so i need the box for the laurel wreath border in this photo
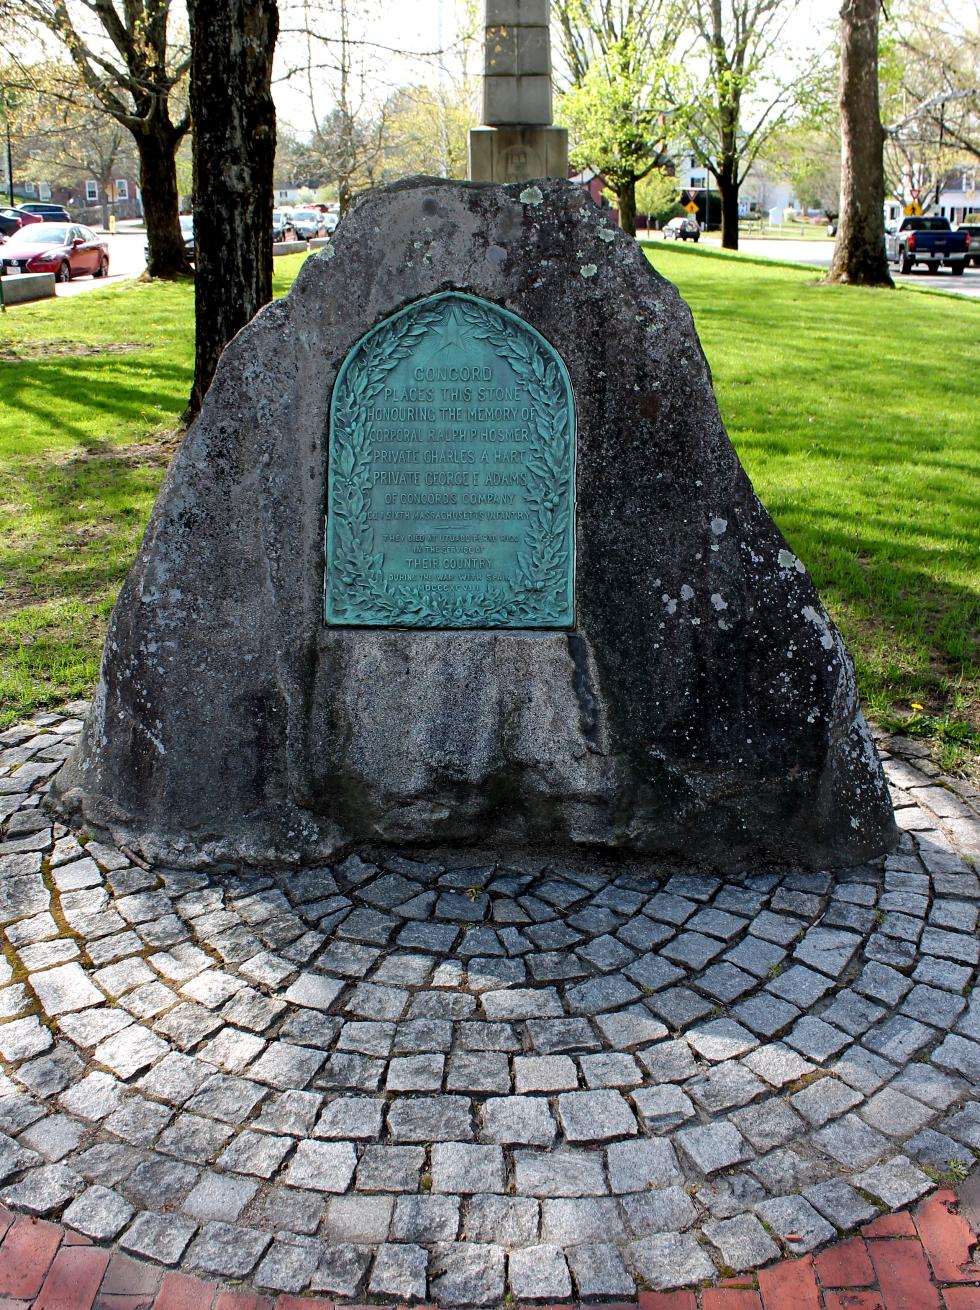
[325,293,574,627]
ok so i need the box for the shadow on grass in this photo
[0,248,975,733]
[651,246,979,717]
[0,354,190,452]
[1,451,169,602]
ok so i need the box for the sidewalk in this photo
[0,704,977,1307]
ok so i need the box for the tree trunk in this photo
[186,0,279,417]
[139,125,193,279]
[718,159,739,249]
[825,0,893,286]
[617,178,637,237]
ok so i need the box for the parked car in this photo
[0,206,42,239]
[143,215,194,265]
[662,215,700,241]
[177,214,194,259]
[956,223,980,267]
[885,216,969,274]
[0,222,108,280]
[323,211,339,234]
[272,208,296,241]
[19,202,71,223]
[290,207,325,240]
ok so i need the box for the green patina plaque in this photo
[325,292,575,628]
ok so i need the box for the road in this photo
[0,228,148,298]
[52,229,310,296]
[53,229,149,297]
[647,232,980,299]
[14,227,980,302]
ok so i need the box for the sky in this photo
[10,0,972,144]
[269,0,847,137]
[272,0,478,134]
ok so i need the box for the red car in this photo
[0,221,109,281]
[0,206,42,239]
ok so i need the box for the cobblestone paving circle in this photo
[1,703,979,1305]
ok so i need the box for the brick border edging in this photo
[0,1187,977,1309]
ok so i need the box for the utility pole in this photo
[1,89,15,206]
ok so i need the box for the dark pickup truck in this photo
[885,216,970,275]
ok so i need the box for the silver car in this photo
[663,216,700,241]
[290,208,325,240]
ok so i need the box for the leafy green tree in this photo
[0,61,138,225]
[671,0,827,249]
[274,122,312,190]
[764,122,840,214]
[558,35,671,235]
[381,83,476,181]
[553,0,680,236]
[13,0,192,277]
[634,167,684,226]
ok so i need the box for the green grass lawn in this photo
[0,246,977,773]
[0,255,307,732]
[737,223,835,241]
[648,244,979,770]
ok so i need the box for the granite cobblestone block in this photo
[0,709,977,1297]
[508,1242,571,1299]
[430,1241,505,1305]
[621,1187,697,1235]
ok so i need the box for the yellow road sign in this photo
[904,202,922,216]
[684,202,699,213]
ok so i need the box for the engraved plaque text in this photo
[325,292,574,627]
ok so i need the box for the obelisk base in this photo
[468,125,568,183]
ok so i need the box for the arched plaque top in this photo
[325,291,575,628]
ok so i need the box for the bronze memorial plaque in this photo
[325,291,574,628]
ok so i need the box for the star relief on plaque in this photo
[325,292,575,629]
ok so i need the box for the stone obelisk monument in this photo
[468,0,569,182]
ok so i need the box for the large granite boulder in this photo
[51,177,896,870]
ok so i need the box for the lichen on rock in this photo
[50,177,897,872]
